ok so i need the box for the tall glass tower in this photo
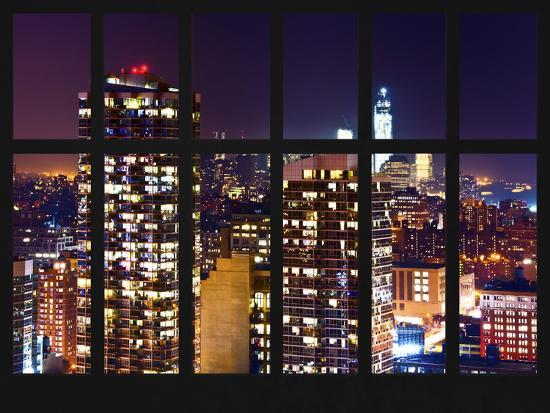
[373,87,393,173]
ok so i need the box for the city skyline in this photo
[11,12,539,378]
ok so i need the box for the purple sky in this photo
[192,14,270,139]
[14,13,537,142]
[460,14,537,139]
[13,14,90,139]
[372,14,445,139]
[104,14,179,87]
[283,14,358,139]
[460,154,536,183]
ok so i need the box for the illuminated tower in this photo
[283,154,358,374]
[77,67,201,374]
[414,153,433,187]
[371,172,394,374]
[104,154,179,374]
[373,87,393,173]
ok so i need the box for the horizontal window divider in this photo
[7,1,542,15]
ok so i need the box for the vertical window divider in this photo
[358,9,372,376]
[2,10,14,376]
[90,11,105,376]
[535,10,544,377]
[180,8,194,376]
[444,10,460,377]
[269,10,283,376]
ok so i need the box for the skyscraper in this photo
[77,68,201,373]
[371,173,394,373]
[373,87,393,172]
[380,154,411,191]
[414,153,433,187]
[283,155,358,374]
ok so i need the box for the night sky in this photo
[192,14,270,139]
[283,14,358,139]
[372,14,445,139]
[460,154,536,184]
[14,14,90,139]
[105,14,179,87]
[460,14,537,139]
[13,13,538,172]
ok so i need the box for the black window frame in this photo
[2,1,547,411]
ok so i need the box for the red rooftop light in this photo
[130,64,149,75]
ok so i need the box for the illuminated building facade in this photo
[460,198,497,232]
[371,173,394,373]
[13,258,34,374]
[283,154,358,374]
[104,154,179,373]
[480,267,537,362]
[76,153,91,373]
[380,154,411,191]
[390,187,430,229]
[391,263,446,325]
[193,153,201,373]
[37,259,77,369]
[414,153,433,187]
[77,68,200,373]
[231,214,270,264]
[373,87,392,172]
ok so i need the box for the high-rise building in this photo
[77,68,201,373]
[283,155,358,374]
[373,87,393,172]
[414,153,433,187]
[37,259,77,370]
[371,173,395,373]
[480,267,537,362]
[380,154,411,191]
[103,154,179,374]
[13,258,34,374]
